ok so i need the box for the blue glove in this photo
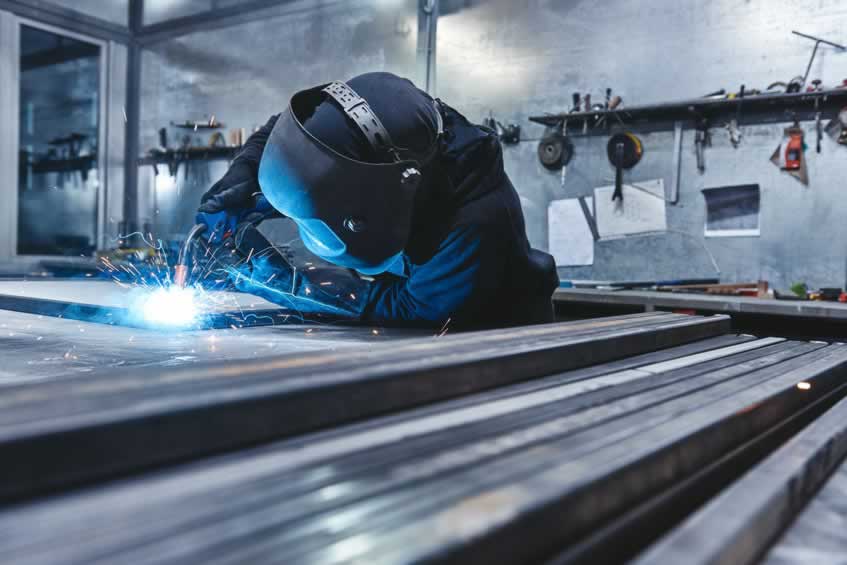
[196,194,280,244]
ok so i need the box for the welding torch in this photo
[174,194,281,289]
[174,223,208,288]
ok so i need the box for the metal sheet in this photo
[0,309,421,387]
[0,313,728,500]
[0,280,299,329]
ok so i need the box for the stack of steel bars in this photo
[1,311,846,564]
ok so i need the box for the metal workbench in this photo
[555,287,847,337]
[1,287,847,563]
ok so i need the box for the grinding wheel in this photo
[538,132,573,170]
[607,132,643,201]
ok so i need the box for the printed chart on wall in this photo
[593,179,667,238]
[548,198,594,266]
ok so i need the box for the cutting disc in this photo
[538,132,573,170]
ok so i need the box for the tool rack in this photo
[529,88,847,136]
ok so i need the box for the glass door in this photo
[17,23,102,256]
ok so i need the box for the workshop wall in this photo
[139,0,847,290]
[437,0,847,290]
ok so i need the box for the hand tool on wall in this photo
[791,31,846,88]
[694,116,711,172]
[770,120,809,185]
[840,109,847,145]
[538,128,573,171]
[784,128,804,170]
[726,85,744,148]
[606,132,643,203]
[670,121,683,204]
[571,92,581,113]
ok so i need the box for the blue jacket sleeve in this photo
[362,225,505,326]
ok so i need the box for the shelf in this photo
[529,88,847,135]
[138,146,240,167]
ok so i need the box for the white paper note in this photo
[594,179,667,238]
[548,198,594,266]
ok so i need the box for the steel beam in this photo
[0,0,130,44]
[120,0,143,237]
[0,313,726,501]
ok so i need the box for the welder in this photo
[196,72,558,330]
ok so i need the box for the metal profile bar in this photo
[2,337,846,564]
[0,0,130,43]
[135,0,307,46]
[637,389,847,565]
[0,314,727,501]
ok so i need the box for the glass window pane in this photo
[42,0,129,26]
[18,25,101,256]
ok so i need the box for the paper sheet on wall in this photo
[548,198,594,266]
[594,179,667,238]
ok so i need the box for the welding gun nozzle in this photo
[174,265,189,289]
[174,223,208,289]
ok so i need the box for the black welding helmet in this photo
[258,76,443,275]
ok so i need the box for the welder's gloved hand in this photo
[196,193,281,245]
[230,224,370,321]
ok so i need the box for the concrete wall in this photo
[436,0,847,289]
[139,0,847,289]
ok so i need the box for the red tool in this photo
[784,131,804,170]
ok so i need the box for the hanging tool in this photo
[784,127,804,170]
[791,31,846,88]
[538,128,573,171]
[694,116,711,172]
[606,132,643,202]
[726,85,744,148]
[839,108,847,145]
[482,111,521,145]
[815,97,823,153]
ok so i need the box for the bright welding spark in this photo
[139,287,199,328]
[796,381,811,390]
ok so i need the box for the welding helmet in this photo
[258,78,443,275]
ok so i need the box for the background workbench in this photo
[555,287,847,338]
